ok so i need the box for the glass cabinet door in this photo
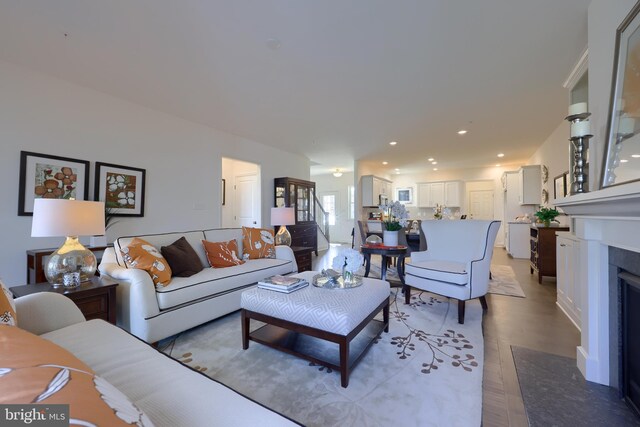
[275,185,286,208]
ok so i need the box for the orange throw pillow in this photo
[202,239,245,268]
[120,237,172,287]
[242,226,276,259]
[0,279,17,326]
[0,326,153,426]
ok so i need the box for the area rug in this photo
[161,289,484,426]
[488,265,526,298]
[512,346,640,426]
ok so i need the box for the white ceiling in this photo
[0,1,590,176]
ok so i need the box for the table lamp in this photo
[271,207,295,246]
[31,199,105,286]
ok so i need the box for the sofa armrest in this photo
[409,250,431,263]
[275,245,298,272]
[98,261,160,336]
[15,293,85,335]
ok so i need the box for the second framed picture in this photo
[95,162,146,216]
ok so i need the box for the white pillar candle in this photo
[571,120,591,137]
[619,117,636,134]
[568,102,588,116]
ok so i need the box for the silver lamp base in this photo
[45,236,97,286]
[275,225,292,246]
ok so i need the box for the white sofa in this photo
[99,228,297,343]
[13,292,298,426]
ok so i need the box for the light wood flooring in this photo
[312,244,581,426]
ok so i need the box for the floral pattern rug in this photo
[161,289,483,427]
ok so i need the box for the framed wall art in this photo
[95,162,146,217]
[396,187,413,204]
[18,151,90,216]
[554,173,568,200]
[602,2,640,188]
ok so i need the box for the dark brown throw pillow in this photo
[161,237,204,277]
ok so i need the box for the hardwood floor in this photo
[312,244,581,426]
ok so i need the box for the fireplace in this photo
[609,247,640,417]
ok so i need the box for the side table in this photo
[10,276,118,324]
[290,246,314,273]
[360,244,407,286]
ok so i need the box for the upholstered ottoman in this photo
[240,271,390,387]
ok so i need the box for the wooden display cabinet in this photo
[530,226,570,283]
[274,177,318,255]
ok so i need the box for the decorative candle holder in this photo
[565,112,591,194]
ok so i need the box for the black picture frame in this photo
[18,151,90,216]
[94,162,146,217]
[554,172,569,200]
[222,179,226,206]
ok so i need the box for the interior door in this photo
[235,174,260,227]
[469,190,494,219]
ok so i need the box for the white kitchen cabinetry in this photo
[361,175,393,207]
[417,181,463,208]
[506,223,530,259]
[556,232,581,329]
[518,165,541,205]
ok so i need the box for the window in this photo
[322,194,336,226]
[348,185,355,219]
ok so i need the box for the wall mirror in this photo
[602,2,640,188]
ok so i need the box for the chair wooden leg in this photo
[479,295,488,311]
[458,300,465,324]
[404,285,411,304]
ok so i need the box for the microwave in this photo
[379,194,389,205]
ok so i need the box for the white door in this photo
[469,190,494,219]
[235,174,260,227]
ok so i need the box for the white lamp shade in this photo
[32,199,106,237]
[271,207,295,226]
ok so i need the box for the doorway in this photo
[221,158,261,228]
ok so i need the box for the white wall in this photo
[314,172,354,243]
[0,60,309,285]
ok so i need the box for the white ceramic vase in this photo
[383,230,399,246]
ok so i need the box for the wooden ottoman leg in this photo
[403,284,411,304]
[383,301,389,333]
[241,309,249,350]
[340,338,350,388]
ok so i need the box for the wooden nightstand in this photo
[290,246,314,272]
[10,276,118,324]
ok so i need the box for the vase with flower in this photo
[332,248,364,284]
[379,201,409,246]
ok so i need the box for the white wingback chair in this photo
[403,220,501,324]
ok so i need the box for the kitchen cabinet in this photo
[361,175,392,207]
[556,232,581,329]
[417,181,463,208]
[506,222,530,259]
[518,165,541,205]
[274,177,317,254]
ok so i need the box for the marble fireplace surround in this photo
[555,180,640,386]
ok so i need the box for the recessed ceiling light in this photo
[457,130,467,135]
[621,159,629,163]
[496,164,501,167]
[431,161,438,165]
[632,154,640,158]
[382,161,388,165]
[497,153,505,158]
[395,168,400,171]
[389,141,397,146]
[427,157,434,162]
[433,168,438,171]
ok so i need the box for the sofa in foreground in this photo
[99,228,297,343]
[1,292,298,426]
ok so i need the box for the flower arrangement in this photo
[332,248,364,283]
[378,201,410,231]
[433,204,444,220]
[534,206,560,227]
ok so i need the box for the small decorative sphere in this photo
[365,235,383,245]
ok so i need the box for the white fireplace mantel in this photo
[555,182,640,386]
